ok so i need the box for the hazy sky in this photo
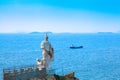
[0,0,120,33]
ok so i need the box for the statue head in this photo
[44,33,48,41]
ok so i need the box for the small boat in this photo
[70,46,83,49]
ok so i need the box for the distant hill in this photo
[97,32,114,34]
[29,32,52,34]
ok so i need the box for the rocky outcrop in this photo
[53,72,79,80]
[3,65,79,80]
[29,72,79,80]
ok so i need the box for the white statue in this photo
[39,34,54,69]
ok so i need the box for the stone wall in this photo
[3,67,46,80]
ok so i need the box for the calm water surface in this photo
[0,33,120,80]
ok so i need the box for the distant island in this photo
[29,32,53,34]
[97,32,114,34]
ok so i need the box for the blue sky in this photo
[0,0,120,33]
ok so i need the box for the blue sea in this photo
[0,33,120,80]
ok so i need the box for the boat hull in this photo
[70,46,83,49]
